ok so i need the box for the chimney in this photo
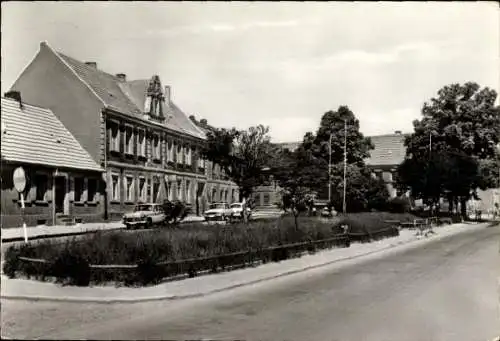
[115,73,126,81]
[85,61,97,68]
[164,86,171,104]
[394,130,402,135]
[4,91,22,107]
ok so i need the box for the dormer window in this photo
[145,75,165,121]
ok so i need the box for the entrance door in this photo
[55,176,65,214]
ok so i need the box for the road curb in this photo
[3,223,493,304]
[0,218,207,244]
[1,227,125,244]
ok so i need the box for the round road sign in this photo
[13,167,27,193]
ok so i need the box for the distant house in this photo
[365,131,408,198]
[9,41,238,219]
[1,95,103,228]
[366,131,499,213]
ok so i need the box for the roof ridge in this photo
[40,42,107,108]
[56,51,121,81]
[168,102,206,138]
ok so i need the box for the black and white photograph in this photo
[1,2,499,340]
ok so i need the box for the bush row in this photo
[3,212,414,287]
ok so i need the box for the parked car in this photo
[123,203,166,229]
[230,202,252,220]
[203,202,232,222]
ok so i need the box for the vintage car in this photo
[203,202,232,222]
[123,203,166,229]
[229,202,252,220]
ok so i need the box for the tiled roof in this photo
[119,79,206,139]
[1,97,103,172]
[57,52,142,117]
[365,133,408,167]
[56,50,205,140]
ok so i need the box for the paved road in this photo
[2,225,499,341]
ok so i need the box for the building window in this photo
[124,176,134,201]
[167,140,174,162]
[74,177,84,202]
[125,128,134,155]
[185,145,191,165]
[263,193,270,205]
[176,144,183,164]
[177,180,183,201]
[212,188,217,202]
[138,177,146,202]
[34,174,48,201]
[153,135,161,160]
[198,154,205,169]
[111,175,120,201]
[87,179,97,202]
[109,125,120,152]
[152,179,160,203]
[166,180,173,201]
[232,189,236,203]
[138,131,146,157]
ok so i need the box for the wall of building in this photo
[10,43,104,164]
[1,163,104,228]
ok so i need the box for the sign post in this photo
[13,167,28,243]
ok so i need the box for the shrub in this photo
[332,212,416,242]
[51,246,90,286]
[3,212,411,286]
[387,197,411,213]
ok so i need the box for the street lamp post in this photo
[327,120,347,215]
[328,133,332,204]
[343,119,347,215]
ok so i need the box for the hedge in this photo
[3,212,412,287]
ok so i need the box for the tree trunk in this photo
[460,196,468,221]
[293,210,299,231]
[448,195,454,214]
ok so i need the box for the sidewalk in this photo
[1,215,205,243]
[2,222,494,303]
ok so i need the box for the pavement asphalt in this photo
[1,221,495,304]
[1,222,498,340]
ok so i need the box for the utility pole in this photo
[342,120,347,215]
[429,131,432,156]
[328,132,332,204]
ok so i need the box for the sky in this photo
[2,2,499,143]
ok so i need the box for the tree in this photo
[400,82,500,218]
[304,106,374,166]
[270,146,324,228]
[202,124,274,202]
[329,164,390,213]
